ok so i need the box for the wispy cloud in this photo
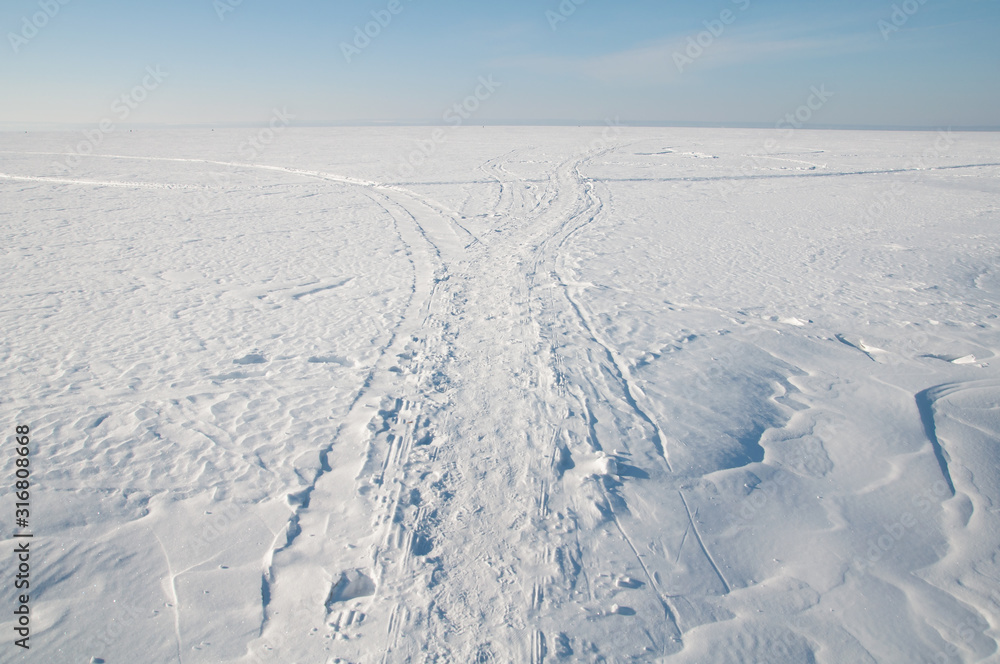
[491,22,882,85]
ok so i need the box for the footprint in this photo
[325,570,375,611]
[554,633,574,657]
[616,576,644,589]
[411,533,434,556]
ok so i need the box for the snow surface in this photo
[1,127,999,663]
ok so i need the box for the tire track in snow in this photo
[553,153,690,619]
[519,146,692,658]
[523,141,768,656]
[5,149,469,657]
[0,149,484,249]
[591,161,1000,183]
[254,179,455,661]
[12,144,724,659]
[0,171,202,189]
[478,150,516,218]
[273,178,496,662]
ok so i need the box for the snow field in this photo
[1,127,999,663]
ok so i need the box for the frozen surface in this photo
[1,127,999,663]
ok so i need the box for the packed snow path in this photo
[1,128,999,663]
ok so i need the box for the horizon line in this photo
[1,121,998,133]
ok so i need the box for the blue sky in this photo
[1,0,998,128]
